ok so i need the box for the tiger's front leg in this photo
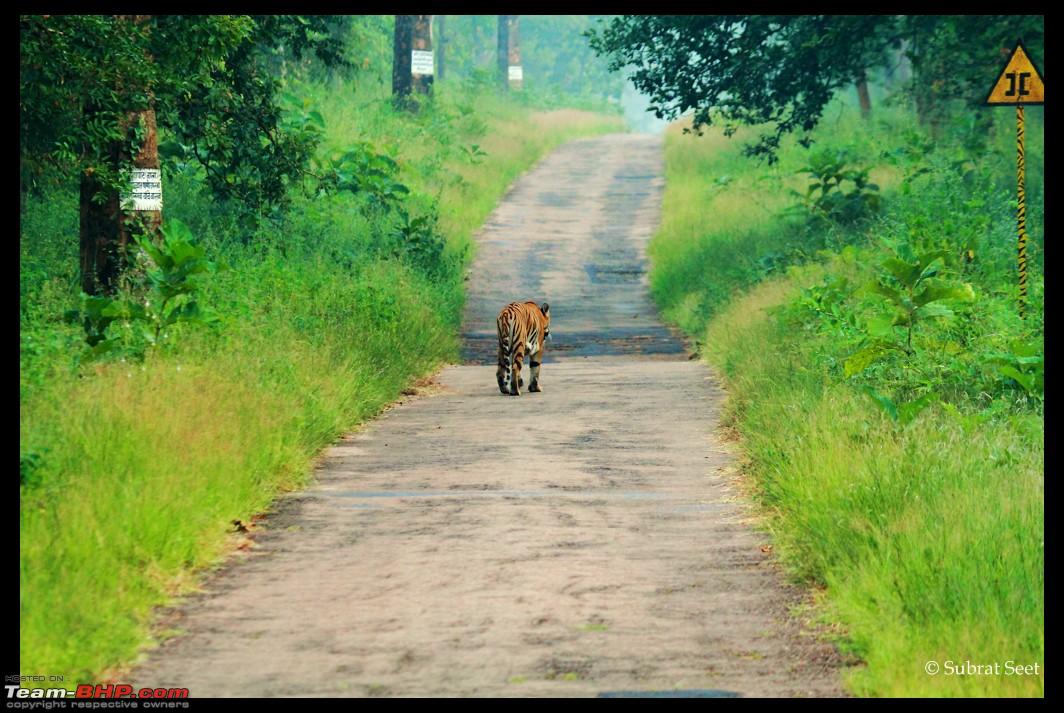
[528,347,543,392]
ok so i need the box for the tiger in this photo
[496,301,550,396]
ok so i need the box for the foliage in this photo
[20,15,350,214]
[20,450,46,489]
[388,208,461,281]
[789,149,881,225]
[20,37,624,683]
[439,15,625,108]
[66,219,219,359]
[650,91,1042,695]
[843,243,975,377]
[903,15,1044,133]
[459,143,488,165]
[588,15,896,161]
[588,15,1044,160]
[858,385,936,425]
[985,340,1044,399]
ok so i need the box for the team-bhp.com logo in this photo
[6,684,189,699]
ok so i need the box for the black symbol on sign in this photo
[1005,72,1032,97]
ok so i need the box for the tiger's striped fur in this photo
[496,301,550,396]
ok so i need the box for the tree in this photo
[393,15,433,109]
[587,16,897,161]
[21,15,349,291]
[521,15,623,101]
[501,16,521,90]
[497,16,511,91]
[901,16,1043,135]
[588,16,1044,159]
[436,15,447,82]
[392,15,415,101]
[158,15,349,211]
[21,15,348,213]
[856,73,872,119]
[78,15,163,295]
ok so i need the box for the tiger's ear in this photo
[540,303,549,315]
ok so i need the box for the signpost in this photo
[985,42,1044,319]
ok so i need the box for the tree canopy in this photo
[588,15,1044,161]
[20,15,349,212]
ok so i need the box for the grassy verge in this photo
[19,76,622,683]
[651,99,1043,696]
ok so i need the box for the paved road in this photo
[133,134,843,698]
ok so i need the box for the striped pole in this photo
[1017,105,1028,319]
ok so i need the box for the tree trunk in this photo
[79,14,161,296]
[498,16,522,91]
[411,15,433,96]
[392,15,414,105]
[497,15,509,91]
[507,16,522,90]
[908,31,940,135]
[894,39,912,87]
[856,74,872,118]
[393,15,433,110]
[437,15,446,82]
[79,124,123,295]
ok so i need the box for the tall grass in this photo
[650,96,1043,696]
[705,272,1043,697]
[19,72,622,683]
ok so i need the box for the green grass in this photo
[19,73,622,684]
[650,96,1043,697]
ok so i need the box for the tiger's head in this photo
[539,302,551,341]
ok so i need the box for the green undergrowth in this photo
[20,73,622,683]
[653,97,1043,696]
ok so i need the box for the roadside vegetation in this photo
[20,15,622,683]
[651,94,1043,696]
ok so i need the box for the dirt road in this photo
[132,134,843,697]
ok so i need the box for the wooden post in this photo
[79,14,161,296]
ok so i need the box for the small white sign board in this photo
[123,168,162,211]
[508,65,523,81]
[412,50,434,76]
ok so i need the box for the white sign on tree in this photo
[411,50,434,76]
[122,168,163,211]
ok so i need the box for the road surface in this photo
[132,134,844,698]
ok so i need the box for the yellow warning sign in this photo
[986,43,1044,105]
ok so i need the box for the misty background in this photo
[314,15,667,133]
